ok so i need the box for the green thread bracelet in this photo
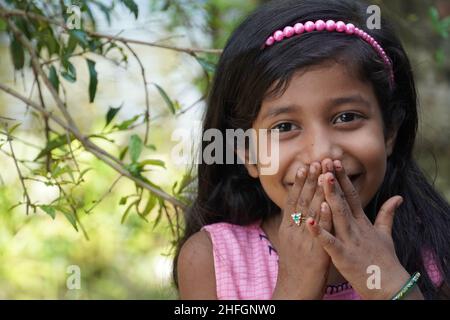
[391,272,421,300]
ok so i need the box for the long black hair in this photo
[173,0,450,299]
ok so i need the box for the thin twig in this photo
[84,174,123,214]
[122,42,151,144]
[0,130,42,149]
[33,67,52,172]
[5,128,32,215]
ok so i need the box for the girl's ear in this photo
[235,147,260,179]
[386,128,399,157]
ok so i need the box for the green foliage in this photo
[119,0,139,19]
[9,34,24,70]
[86,58,98,103]
[153,83,179,115]
[48,65,60,93]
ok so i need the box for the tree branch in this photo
[0,7,222,55]
[0,83,188,210]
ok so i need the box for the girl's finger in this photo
[374,195,403,236]
[295,162,321,214]
[306,216,343,257]
[321,158,334,175]
[307,169,326,220]
[318,201,332,233]
[333,160,366,220]
[321,172,354,240]
[283,165,308,225]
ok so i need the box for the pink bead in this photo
[326,20,336,31]
[273,30,284,42]
[294,23,305,34]
[304,21,315,32]
[346,23,355,34]
[265,36,275,46]
[283,26,295,38]
[315,20,326,31]
[336,21,346,32]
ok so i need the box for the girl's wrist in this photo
[364,267,423,300]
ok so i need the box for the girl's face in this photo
[244,62,397,211]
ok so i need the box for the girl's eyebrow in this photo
[261,94,372,120]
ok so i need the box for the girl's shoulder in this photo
[177,229,217,299]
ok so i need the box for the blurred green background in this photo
[0,0,449,299]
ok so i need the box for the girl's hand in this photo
[306,159,418,299]
[272,162,332,299]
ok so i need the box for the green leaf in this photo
[7,123,21,135]
[145,144,156,151]
[40,28,60,56]
[51,165,73,179]
[61,60,77,83]
[138,159,166,169]
[195,56,216,73]
[69,30,89,48]
[154,83,176,114]
[429,7,440,23]
[119,146,129,161]
[78,168,92,181]
[119,196,128,205]
[56,206,78,231]
[152,199,165,230]
[86,59,98,103]
[40,205,56,219]
[129,134,143,163]
[48,65,59,93]
[120,0,139,19]
[66,33,78,54]
[63,211,78,231]
[94,1,113,25]
[121,199,139,224]
[142,192,157,217]
[10,35,25,70]
[34,134,75,160]
[105,104,122,127]
[114,115,140,131]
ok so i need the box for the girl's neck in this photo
[261,212,347,286]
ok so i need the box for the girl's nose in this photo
[301,126,343,164]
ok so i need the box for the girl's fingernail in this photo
[327,162,333,171]
[308,218,315,226]
[329,176,335,185]
[334,160,342,170]
[321,202,327,212]
[318,174,323,186]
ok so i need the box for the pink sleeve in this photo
[422,249,444,287]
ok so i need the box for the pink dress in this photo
[202,221,443,300]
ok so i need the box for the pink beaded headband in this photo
[264,19,395,88]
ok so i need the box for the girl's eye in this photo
[271,122,298,132]
[334,112,362,124]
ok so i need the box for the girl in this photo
[173,0,450,299]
